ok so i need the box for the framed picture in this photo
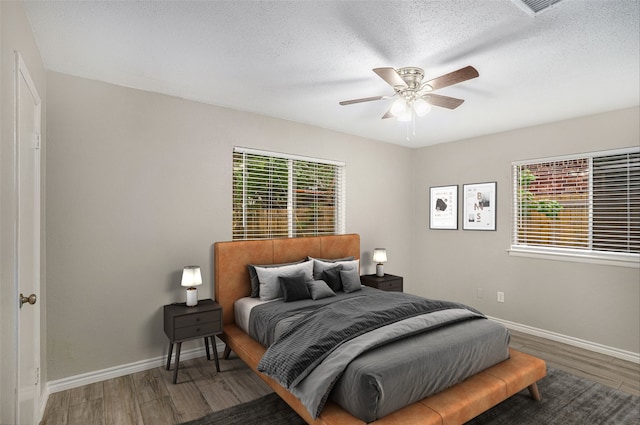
[429,185,458,229]
[463,182,496,231]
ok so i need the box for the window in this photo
[511,148,639,267]
[232,147,345,240]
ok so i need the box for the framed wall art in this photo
[429,185,458,230]
[462,182,496,231]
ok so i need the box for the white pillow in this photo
[311,258,359,280]
[255,260,313,301]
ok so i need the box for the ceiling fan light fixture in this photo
[414,98,431,116]
[390,98,407,116]
[397,108,413,122]
[339,65,478,127]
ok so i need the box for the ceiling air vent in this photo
[511,0,564,16]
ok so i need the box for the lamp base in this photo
[186,287,198,307]
[376,264,384,277]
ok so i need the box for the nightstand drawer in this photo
[174,322,220,340]
[174,310,220,328]
[360,274,403,292]
[377,279,402,292]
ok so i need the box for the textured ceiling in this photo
[24,0,640,147]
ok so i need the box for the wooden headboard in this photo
[213,234,360,325]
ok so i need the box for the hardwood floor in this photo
[40,332,639,425]
[508,330,639,396]
[41,355,272,425]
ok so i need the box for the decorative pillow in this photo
[322,265,344,292]
[340,267,362,293]
[255,260,313,301]
[307,280,336,300]
[311,258,359,280]
[279,273,312,302]
[248,259,305,298]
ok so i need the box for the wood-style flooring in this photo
[40,332,639,425]
[508,330,639,396]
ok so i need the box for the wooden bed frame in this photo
[214,234,546,425]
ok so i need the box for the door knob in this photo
[19,293,37,308]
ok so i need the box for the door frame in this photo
[13,50,42,424]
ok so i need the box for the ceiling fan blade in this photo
[373,67,408,88]
[339,95,385,106]
[425,93,465,109]
[381,108,394,119]
[424,66,479,91]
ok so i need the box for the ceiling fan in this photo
[339,65,479,121]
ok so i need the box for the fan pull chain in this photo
[413,109,416,136]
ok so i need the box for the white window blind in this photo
[232,147,346,240]
[512,148,639,260]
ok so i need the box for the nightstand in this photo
[361,274,403,292]
[163,299,222,384]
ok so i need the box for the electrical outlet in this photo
[477,288,484,299]
[497,291,505,303]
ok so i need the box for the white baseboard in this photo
[489,316,640,364]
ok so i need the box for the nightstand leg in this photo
[212,337,220,372]
[223,345,232,359]
[173,342,182,384]
[166,342,173,371]
[204,337,211,360]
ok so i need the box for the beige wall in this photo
[412,107,640,354]
[46,70,640,382]
[0,1,47,422]
[45,71,415,380]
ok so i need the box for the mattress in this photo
[235,288,510,422]
[234,296,272,334]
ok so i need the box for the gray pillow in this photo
[248,259,305,297]
[311,258,359,280]
[322,265,343,292]
[340,267,361,293]
[255,260,313,301]
[279,273,312,302]
[307,280,336,300]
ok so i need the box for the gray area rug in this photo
[180,367,639,425]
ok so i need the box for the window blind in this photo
[513,148,639,256]
[232,148,345,240]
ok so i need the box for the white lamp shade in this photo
[396,108,412,122]
[390,98,407,116]
[414,98,431,116]
[181,266,202,288]
[372,248,387,263]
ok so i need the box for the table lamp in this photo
[372,248,387,277]
[181,265,202,307]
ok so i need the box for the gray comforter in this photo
[253,288,486,419]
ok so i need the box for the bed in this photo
[214,234,546,425]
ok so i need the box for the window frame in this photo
[232,147,346,240]
[509,147,639,268]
